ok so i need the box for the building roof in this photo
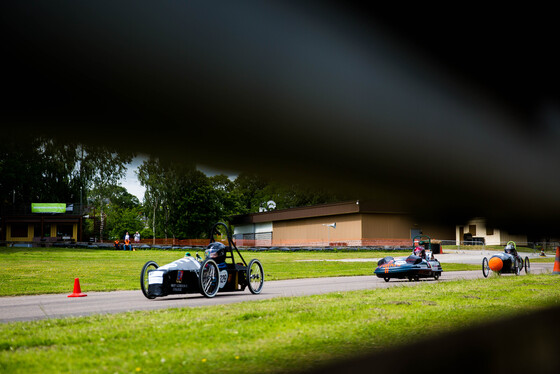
[2,215,82,224]
[230,200,408,224]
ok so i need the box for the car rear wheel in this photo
[524,256,531,274]
[140,261,159,299]
[247,259,264,294]
[482,257,490,278]
[513,257,520,275]
[199,259,219,298]
[434,273,440,280]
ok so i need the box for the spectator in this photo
[134,231,140,243]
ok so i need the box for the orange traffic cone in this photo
[67,277,87,297]
[552,247,560,275]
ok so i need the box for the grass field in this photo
[1,274,559,373]
[0,248,479,296]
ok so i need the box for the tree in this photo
[0,136,133,210]
[231,172,350,213]
[232,172,269,214]
[138,157,223,240]
[137,157,168,244]
[87,185,143,241]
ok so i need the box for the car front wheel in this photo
[482,257,490,278]
[199,259,219,298]
[140,261,159,299]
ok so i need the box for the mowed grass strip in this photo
[0,248,479,296]
[1,274,559,374]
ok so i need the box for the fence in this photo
[231,237,412,248]
[136,238,222,247]
[440,240,560,254]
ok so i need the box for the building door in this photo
[410,228,422,239]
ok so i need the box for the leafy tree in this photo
[138,157,223,240]
[209,174,243,219]
[137,157,170,243]
[232,172,269,213]
[230,172,350,213]
[86,185,143,241]
[0,136,133,209]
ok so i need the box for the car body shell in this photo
[374,254,442,282]
[146,256,249,297]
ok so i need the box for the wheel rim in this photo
[200,260,219,297]
[248,259,264,294]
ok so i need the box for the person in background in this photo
[134,231,140,243]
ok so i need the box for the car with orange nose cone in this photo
[482,241,530,277]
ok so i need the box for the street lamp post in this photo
[322,223,336,247]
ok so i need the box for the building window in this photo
[486,227,494,236]
[469,225,477,236]
[11,223,28,237]
[57,224,73,238]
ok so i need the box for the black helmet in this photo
[505,243,514,253]
[205,242,226,263]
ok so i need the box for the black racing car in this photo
[140,222,264,298]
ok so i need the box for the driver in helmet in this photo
[205,242,227,264]
[504,242,518,257]
[414,241,426,259]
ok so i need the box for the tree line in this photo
[1,139,349,241]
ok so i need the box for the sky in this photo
[120,155,147,201]
[119,155,238,202]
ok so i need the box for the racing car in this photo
[374,235,443,282]
[140,222,264,299]
[482,241,530,277]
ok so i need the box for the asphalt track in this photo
[0,260,553,323]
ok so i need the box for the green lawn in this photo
[1,274,559,373]
[0,248,479,296]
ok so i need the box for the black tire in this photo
[140,261,159,299]
[482,257,490,278]
[383,277,390,282]
[434,273,440,280]
[517,256,524,272]
[199,259,219,298]
[524,256,531,274]
[513,257,520,275]
[247,259,264,294]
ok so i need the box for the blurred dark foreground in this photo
[301,304,560,374]
[1,2,559,372]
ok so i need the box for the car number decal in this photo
[148,270,164,285]
[219,270,228,288]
